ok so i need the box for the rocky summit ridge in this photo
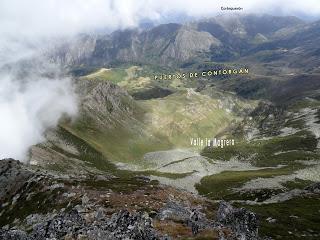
[0,159,259,240]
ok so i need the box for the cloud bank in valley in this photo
[0,72,77,160]
[0,0,319,161]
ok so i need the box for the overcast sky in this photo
[1,0,320,39]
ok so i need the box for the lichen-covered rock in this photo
[217,201,258,240]
[0,159,34,202]
[304,182,320,193]
[0,229,30,240]
[0,159,261,240]
[1,208,166,240]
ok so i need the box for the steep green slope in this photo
[30,65,254,173]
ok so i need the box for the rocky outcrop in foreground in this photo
[217,201,258,240]
[0,159,260,239]
[1,202,259,240]
[0,209,162,240]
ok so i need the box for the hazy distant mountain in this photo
[50,14,306,67]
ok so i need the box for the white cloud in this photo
[0,0,319,40]
[0,74,77,160]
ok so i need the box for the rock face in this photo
[157,26,221,63]
[76,79,139,128]
[305,182,320,193]
[157,201,212,236]
[0,229,29,240]
[0,159,34,201]
[217,201,258,240]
